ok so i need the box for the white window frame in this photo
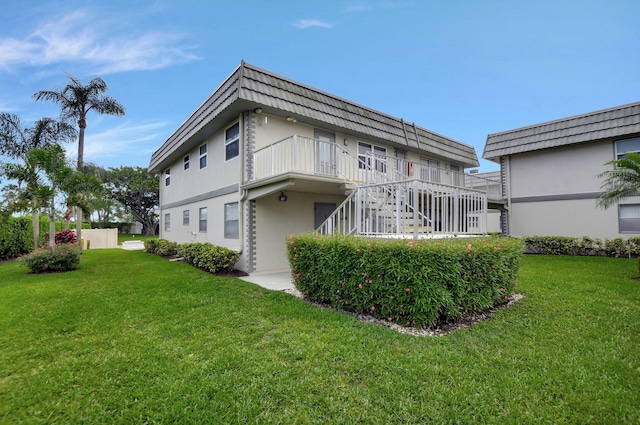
[618,204,640,233]
[199,144,207,169]
[183,210,189,226]
[225,122,240,162]
[224,202,239,239]
[615,137,640,160]
[164,213,170,232]
[164,169,170,186]
[199,207,207,232]
[183,155,190,170]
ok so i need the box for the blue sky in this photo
[1,0,639,172]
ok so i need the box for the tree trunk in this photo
[76,207,83,249]
[32,209,40,250]
[49,198,56,249]
[76,121,85,247]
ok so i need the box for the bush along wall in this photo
[524,236,640,257]
[287,234,524,328]
[144,239,240,274]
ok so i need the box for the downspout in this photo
[503,155,511,236]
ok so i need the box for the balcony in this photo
[250,135,501,200]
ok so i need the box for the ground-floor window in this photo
[225,202,239,239]
[619,204,640,232]
[183,210,189,225]
[199,207,207,232]
[164,213,170,231]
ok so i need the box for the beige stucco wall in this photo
[506,139,640,239]
[254,191,346,273]
[160,192,242,250]
[509,198,638,239]
[509,141,612,198]
[160,117,242,206]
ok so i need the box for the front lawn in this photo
[1,251,638,424]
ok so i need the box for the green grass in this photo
[116,233,157,245]
[1,252,639,424]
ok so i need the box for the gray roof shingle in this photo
[150,62,479,172]
[483,102,640,161]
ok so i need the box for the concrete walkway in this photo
[239,270,294,290]
[120,240,146,250]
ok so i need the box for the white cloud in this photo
[293,19,334,29]
[0,9,199,74]
[345,3,372,13]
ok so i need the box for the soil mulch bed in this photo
[283,287,525,336]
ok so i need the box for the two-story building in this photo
[149,62,497,273]
[483,101,640,239]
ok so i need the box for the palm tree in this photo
[33,74,125,170]
[596,152,640,209]
[33,73,125,246]
[0,113,76,159]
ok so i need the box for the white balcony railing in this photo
[251,135,502,200]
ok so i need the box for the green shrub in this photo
[178,242,239,273]
[0,216,33,260]
[21,244,82,273]
[287,234,524,327]
[144,239,178,257]
[144,239,160,254]
[603,238,631,258]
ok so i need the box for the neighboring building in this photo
[149,62,496,273]
[483,101,640,239]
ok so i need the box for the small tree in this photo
[24,145,101,249]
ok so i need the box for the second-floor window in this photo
[184,155,190,170]
[615,137,640,159]
[225,123,240,161]
[199,144,207,169]
[420,158,441,182]
[165,169,170,186]
[358,142,386,172]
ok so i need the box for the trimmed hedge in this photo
[287,234,524,328]
[178,243,240,273]
[145,239,239,274]
[0,216,32,260]
[21,244,82,273]
[524,236,640,257]
[144,239,178,257]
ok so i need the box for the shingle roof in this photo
[483,102,640,161]
[149,61,479,172]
